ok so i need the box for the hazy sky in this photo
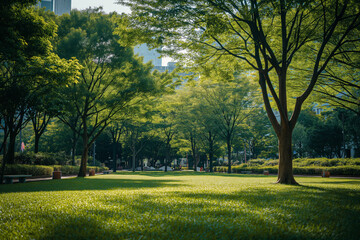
[71,0,130,13]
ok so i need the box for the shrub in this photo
[88,166,108,173]
[5,164,53,176]
[247,159,265,166]
[263,160,279,166]
[3,164,108,177]
[54,165,80,175]
[13,152,72,166]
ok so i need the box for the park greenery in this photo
[1,0,360,184]
[118,0,360,184]
[1,172,360,239]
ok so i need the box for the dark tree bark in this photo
[276,125,297,184]
[208,131,215,173]
[78,125,89,177]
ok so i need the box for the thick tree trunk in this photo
[118,143,122,169]
[112,141,117,172]
[0,154,5,184]
[190,136,197,171]
[78,132,88,177]
[209,148,214,173]
[208,131,214,172]
[34,133,40,153]
[0,130,8,184]
[6,131,16,164]
[193,152,197,171]
[71,131,77,166]
[227,138,232,174]
[165,143,170,172]
[132,149,136,172]
[276,127,298,185]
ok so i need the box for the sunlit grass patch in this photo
[0,172,359,239]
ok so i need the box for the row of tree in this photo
[0,2,176,182]
[1,0,359,185]
[118,0,360,184]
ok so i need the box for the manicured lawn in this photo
[0,172,359,239]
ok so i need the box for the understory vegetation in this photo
[3,164,108,177]
[0,172,359,239]
[214,158,360,176]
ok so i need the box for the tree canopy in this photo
[118,0,360,184]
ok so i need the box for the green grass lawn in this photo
[1,172,359,240]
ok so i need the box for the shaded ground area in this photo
[0,172,359,239]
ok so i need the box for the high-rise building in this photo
[36,0,53,12]
[36,0,71,15]
[54,0,71,16]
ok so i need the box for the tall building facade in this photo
[37,0,53,12]
[54,0,71,15]
[36,0,71,15]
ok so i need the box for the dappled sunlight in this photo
[0,173,359,239]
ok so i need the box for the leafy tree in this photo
[199,80,255,173]
[108,122,126,172]
[119,0,360,184]
[55,9,157,177]
[124,120,153,172]
[174,85,202,171]
[0,2,80,183]
[153,107,177,172]
[243,108,276,160]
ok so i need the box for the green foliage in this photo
[221,158,360,176]
[0,0,53,62]
[55,9,160,176]
[4,164,53,176]
[12,152,71,166]
[0,173,359,239]
[3,164,108,176]
[87,166,108,173]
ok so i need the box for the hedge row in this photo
[4,164,108,177]
[242,158,360,167]
[12,152,71,165]
[213,165,360,176]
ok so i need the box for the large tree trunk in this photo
[208,131,214,172]
[0,129,8,184]
[165,142,170,172]
[209,146,214,173]
[112,141,117,172]
[132,146,136,172]
[227,138,232,174]
[190,134,197,171]
[6,130,16,164]
[78,130,88,177]
[34,133,40,153]
[276,126,298,184]
[71,137,77,166]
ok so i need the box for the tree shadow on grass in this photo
[0,177,182,193]
[47,183,358,240]
[172,185,360,239]
[2,175,360,239]
[32,191,316,240]
[114,171,273,178]
[303,180,360,185]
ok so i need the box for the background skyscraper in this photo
[36,0,54,11]
[36,0,71,15]
[54,0,71,15]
